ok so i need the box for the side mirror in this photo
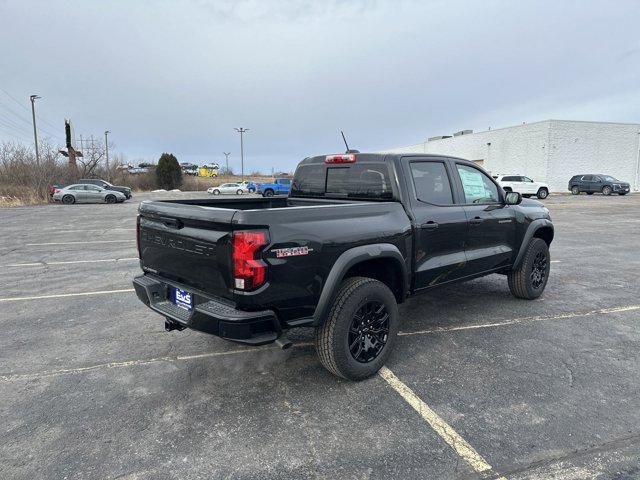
[505,191,522,205]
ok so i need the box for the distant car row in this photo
[206,178,291,197]
[492,173,631,198]
[52,184,127,204]
[49,179,132,205]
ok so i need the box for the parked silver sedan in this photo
[207,183,248,195]
[52,184,127,204]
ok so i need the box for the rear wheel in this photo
[537,188,548,199]
[264,189,275,197]
[315,277,399,380]
[508,238,550,300]
[571,186,580,195]
[62,195,75,205]
[602,186,612,196]
[105,195,117,204]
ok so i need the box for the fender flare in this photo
[513,219,554,270]
[312,244,408,326]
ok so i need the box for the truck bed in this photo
[137,195,411,320]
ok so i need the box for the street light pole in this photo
[30,95,41,166]
[104,130,110,178]
[223,152,230,175]
[234,127,249,179]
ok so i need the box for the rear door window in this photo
[409,162,453,205]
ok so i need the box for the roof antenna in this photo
[341,131,359,154]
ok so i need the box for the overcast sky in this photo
[1,0,639,172]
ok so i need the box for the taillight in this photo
[232,230,269,291]
[55,189,61,193]
[325,154,356,164]
[136,215,141,258]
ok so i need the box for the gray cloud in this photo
[1,0,638,172]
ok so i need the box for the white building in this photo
[384,120,640,192]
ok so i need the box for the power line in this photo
[0,87,60,132]
[0,98,62,141]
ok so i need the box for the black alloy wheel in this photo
[530,251,547,290]
[348,301,390,363]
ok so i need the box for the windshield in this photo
[291,162,393,200]
[601,175,619,182]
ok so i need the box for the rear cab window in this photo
[291,156,393,200]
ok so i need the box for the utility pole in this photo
[104,130,110,178]
[30,95,41,166]
[223,152,230,174]
[234,127,249,179]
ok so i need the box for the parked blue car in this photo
[258,178,291,197]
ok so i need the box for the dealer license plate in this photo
[174,288,193,311]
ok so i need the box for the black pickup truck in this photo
[134,153,553,380]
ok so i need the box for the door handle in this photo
[469,217,483,225]
[420,221,439,229]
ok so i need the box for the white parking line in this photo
[0,347,264,382]
[0,304,637,381]
[26,240,135,246]
[0,288,135,303]
[397,305,640,337]
[379,367,505,478]
[4,258,139,268]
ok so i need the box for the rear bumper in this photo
[133,274,281,345]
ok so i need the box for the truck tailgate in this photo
[137,201,235,299]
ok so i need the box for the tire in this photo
[571,186,580,195]
[236,189,243,195]
[536,188,548,199]
[507,238,550,300]
[62,195,75,205]
[105,195,117,204]
[315,276,399,381]
[212,189,220,195]
[602,186,612,196]
[264,189,275,197]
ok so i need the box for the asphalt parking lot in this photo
[1,192,640,479]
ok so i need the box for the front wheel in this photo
[315,276,399,380]
[537,188,548,199]
[602,186,612,196]
[507,238,550,300]
[212,189,220,195]
[571,186,580,195]
[105,195,117,204]
[236,189,243,195]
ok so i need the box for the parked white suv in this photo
[493,174,549,199]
